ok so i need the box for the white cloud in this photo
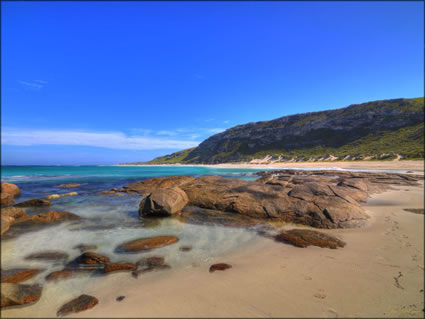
[18,80,48,90]
[207,128,226,134]
[2,128,200,150]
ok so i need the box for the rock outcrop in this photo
[1,283,42,309]
[139,187,189,217]
[1,207,27,235]
[124,171,422,229]
[1,183,21,198]
[1,193,15,207]
[116,236,179,253]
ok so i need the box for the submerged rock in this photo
[132,264,171,278]
[179,246,192,252]
[104,263,137,274]
[136,256,165,267]
[1,269,43,284]
[209,263,232,273]
[116,236,179,253]
[56,294,98,317]
[45,192,78,200]
[45,270,73,282]
[275,229,346,249]
[1,182,21,198]
[1,283,42,308]
[15,199,50,207]
[58,183,81,189]
[73,244,98,253]
[16,210,81,224]
[24,251,69,262]
[139,187,189,217]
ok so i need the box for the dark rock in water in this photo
[45,270,73,282]
[132,264,171,278]
[73,244,98,253]
[104,263,137,274]
[116,296,125,302]
[403,208,424,215]
[1,193,15,207]
[1,269,43,284]
[124,176,195,195]
[275,229,346,249]
[15,199,51,207]
[139,187,189,217]
[73,252,110,264]
[1,283,42,308]
[116,236,179,253]
[179,246,192,252]
[58,183,81,189]
[56,294,98,317]
[209,263,232,273]
[16,210,82,224]
[136,256,165,267]
[1,182,22,198]
[25,251,69,262]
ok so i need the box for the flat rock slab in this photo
[1,269,43,284]
[1,283,42,308]
[24,251,69,262]
[116,235,179,253]
[209,263,232,273]
[104,263,137,274]
[275,229,346,249]
[15,199,51,207]
[45,192,78,200]
[57,294,98,317]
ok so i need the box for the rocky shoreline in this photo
[1,170,423,316]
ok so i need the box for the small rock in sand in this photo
[56,294,98,316]
[209,263,232,273]
[116,296,125,302]
[275,229,346,249]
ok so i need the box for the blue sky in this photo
[2,1,424,165]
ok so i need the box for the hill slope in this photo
[140,97,425,164]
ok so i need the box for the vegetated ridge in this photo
[125,97,424,164]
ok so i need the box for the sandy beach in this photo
[3,179,423,318]
[125,160,425,173]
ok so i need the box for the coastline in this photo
[117,160,425,173]
[3,181,423,318]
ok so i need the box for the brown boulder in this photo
[1,207,26,235]
[15,199,50,207]
[56,294,98,316]
[275,229,346,249]
[139,187,189,217]
[124,176,195,195]
[25,251,69,262]
[1,193,15,207]
[1,182,21,198]
[1,269,43,284]
[45,270,73,282]
[116,235,179,253]
[73,252,110,264]
[1,283,42,308]
[209,263,232,273]
[104,263,137,274]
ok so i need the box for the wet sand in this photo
[4,181,423,318]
